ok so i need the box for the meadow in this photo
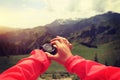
[0,42,114,73]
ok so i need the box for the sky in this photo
[0,0,120,29]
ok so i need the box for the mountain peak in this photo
[54,19,66,24]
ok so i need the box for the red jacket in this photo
[64,56,120,80]
[0,49,51,80]
[0,50,120,80]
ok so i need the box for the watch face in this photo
[42,43,53,52]
[42,43,57,55]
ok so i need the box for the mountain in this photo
[46,11,120,46]
[45,19,81,36]
[0,26,18,34]
[0,26,54,56]
[0,11,120,56]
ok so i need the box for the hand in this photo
[46,36,73,64]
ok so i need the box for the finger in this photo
[53,44,57,48]
[51,37,72,50]
[51,40,61,48]
[69,44,73,50]
[51,36,65,42]
[45,52,55,59]
[50,36,60,41]
[64,40,72,50]
[45,52,58,60]
[51,37,63,43]
[62,38,69,44]
[56,36,69,44]
[61,38,73,49]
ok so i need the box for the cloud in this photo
[45,0,70,12]
[0,0,120,28]
[105,0,120,12]
[68,0,80,12]
[92,0,106,12]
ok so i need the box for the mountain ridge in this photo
[0,11,120,56]
[0,26,18,34]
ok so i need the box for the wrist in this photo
[63,55,84,72]
[61,55,74,65]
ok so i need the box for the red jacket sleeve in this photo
[0,49,51,80]
[64,55,120,80]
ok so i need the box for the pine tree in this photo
[94,53,99,62]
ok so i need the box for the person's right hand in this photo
[46,36,73,64]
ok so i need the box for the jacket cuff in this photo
[30,49,51,70]
[18,49,51,73]
[64,55,85,73]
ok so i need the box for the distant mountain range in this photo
[0,26,18,34]
[0,11,120,56]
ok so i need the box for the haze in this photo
[0,0,120,28]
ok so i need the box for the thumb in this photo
[45,52,56,60]
[69,43,73,50]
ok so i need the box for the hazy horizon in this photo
[0,0,120,29]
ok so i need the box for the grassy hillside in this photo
[0,54,29,72]
[72,41,120,65]
[0,41,119,73]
